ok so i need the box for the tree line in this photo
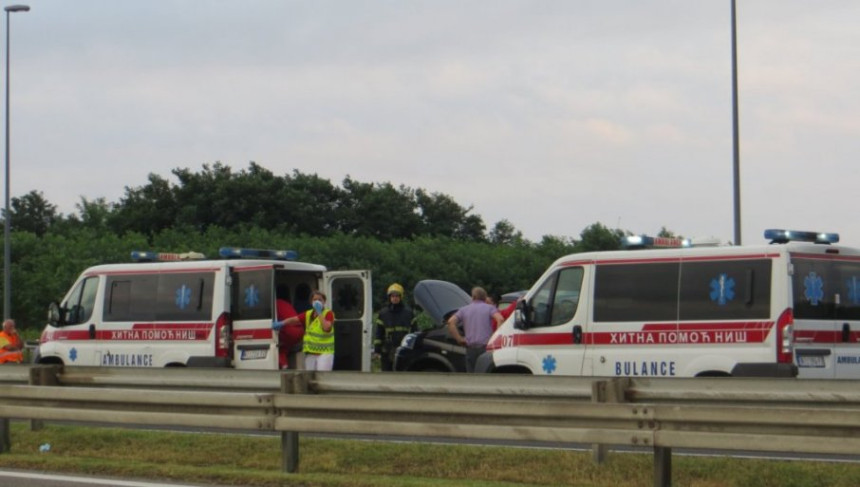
[1,162,651,330]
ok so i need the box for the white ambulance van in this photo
[477,229,860,379]
[37,247,372,371]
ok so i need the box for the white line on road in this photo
[0,469,210,487]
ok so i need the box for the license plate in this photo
[797,355,825,368]
[240,349,268,360]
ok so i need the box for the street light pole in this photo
[3,4,29,321]
[730,0,741,245]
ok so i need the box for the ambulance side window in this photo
[833,261,860,320]
[66,276,98,325]
[529,274,557,326]
[792,259,835,319]
[528,267,584,327]
[156,273,215,321]
[330,277,364,320]
[104,275,157,322]
[679,259,771,320]
[594,262,679,322]
[550,268,583,325]
[797,259,860,320]
[232,269,274,320]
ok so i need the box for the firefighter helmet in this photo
[387,283,405,297]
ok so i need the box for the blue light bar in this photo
[218,247,298,261]
[131,251,159,262]
[764,229,839,245]
[622,235,645,248]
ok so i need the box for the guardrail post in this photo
[28,364,62,431]
[591,377,629,464]
[0,419,7,453]
[654,444,671,487]
[280,370,311,473]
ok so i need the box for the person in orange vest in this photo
[0,319,24,364]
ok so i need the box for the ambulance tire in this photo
[695,371,730,377]
[492,366,531,374]
[414,365,447,373]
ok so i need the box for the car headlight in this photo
[400,333,418,350]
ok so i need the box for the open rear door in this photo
[325,270,373,371]
[230,265,279,370]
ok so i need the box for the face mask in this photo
[312,300,324,314]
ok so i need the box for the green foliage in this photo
[576,222,624,252]
[2,224,578,329]
[97,163,490,242]
[9,190,58,236]
[0,161,648,329]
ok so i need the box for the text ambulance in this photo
[477,229,860,379]
[37,248,372,370]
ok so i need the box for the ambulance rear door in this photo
[324,270,373,372]
[790,250,860,379]
[832,254,860,378]
[792,254,839,378]
[230,264,278,370]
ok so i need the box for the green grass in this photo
[2,423,860,487]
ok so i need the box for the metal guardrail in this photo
[1,365,859,487]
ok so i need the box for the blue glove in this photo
[272,320,283,330]
[313,300,324,315]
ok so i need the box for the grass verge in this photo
[1,423,860,486]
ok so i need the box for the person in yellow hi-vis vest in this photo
[273,290,335,371]
[0,319,24,364]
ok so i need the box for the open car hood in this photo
[413,280,471,325]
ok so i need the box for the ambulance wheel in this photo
[414,365,447,373]
[695,371,730,377]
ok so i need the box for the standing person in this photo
[0,319,24,364]
[274,285,301,370]
[447,287,503,373]
[485,293,516,330]
[374,283,415,371]
[274,290,335,371]
[487,292,517,324]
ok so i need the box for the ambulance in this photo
[37,247,372,370]
[476,229,860,379]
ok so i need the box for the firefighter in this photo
[374,283,415,371]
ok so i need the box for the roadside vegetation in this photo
[0,162,648,331]
[2,423,860,487]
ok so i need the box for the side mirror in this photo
[514,300,531,330]
[47,302,63,326]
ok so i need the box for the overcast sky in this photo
[6,1,860,245]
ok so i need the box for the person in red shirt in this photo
[274,285,301,369]
[487,293,517,330]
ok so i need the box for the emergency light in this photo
[764,229,839,245]
[621,235,691,249]
[218,247,298,261]
[131,251,206,262]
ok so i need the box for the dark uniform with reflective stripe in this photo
[375,302,414,371]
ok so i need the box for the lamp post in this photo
[3,4,29,321]
[730,0,741,245]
